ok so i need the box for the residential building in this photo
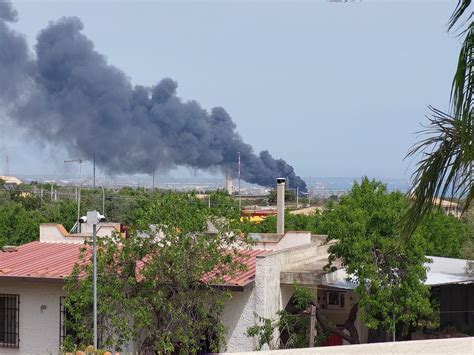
[0,180,471,353]
[0,219,333,353]
[0,175,22,189]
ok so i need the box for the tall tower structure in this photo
[226,168,233,195]
[4,155,9,176]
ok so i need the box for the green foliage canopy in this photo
[64,192,249,353]
[325,178,433,338]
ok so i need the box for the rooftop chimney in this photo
[226,168,233,195]
[276,178,285,234]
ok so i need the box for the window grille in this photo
[0,294,20,348]
[60,296,77,345]
[59,297,67,345]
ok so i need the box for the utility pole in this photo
[93,221,98,350]
[77,188,81,233]
[93,155,96,189]
[238,152,241,208]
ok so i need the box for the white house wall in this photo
[0,279,64,355]
[221,289,257,352]
[252,244,323,350]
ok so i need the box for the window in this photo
[60,297,77,346]
[59,297,66,345]
[326,291,346,310]
[0,294,19,348]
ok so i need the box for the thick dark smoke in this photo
[0,2,306,191]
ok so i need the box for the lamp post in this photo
[86,210,103,350]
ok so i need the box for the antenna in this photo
[93,155,96,189]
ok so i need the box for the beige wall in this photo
[39,223,120,244]
[221,289,257,353]
[0,279,65,355]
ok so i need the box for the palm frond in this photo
[451,22,473,117]
[404,107,473,236]
[405,2,473,236]
[448,0,473,31]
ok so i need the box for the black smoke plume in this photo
[0,2,306,191]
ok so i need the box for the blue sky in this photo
[0,0,461,179]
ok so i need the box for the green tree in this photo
[0,202,44,247]
[40,200,78,232]
[325,178,432,342]
[64,192,250,353]
[417,208,471,258]
[406,1,473,233]
[268,189,296,203]
[461,207,474,273]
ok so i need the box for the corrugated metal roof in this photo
[322,257,474,290]
[0,241,84,280]
[0,241,271,287]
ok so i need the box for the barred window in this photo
[60,297,77,345]
[59,297,67,345]
[0,294,20,348]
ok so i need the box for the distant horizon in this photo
[5,170,410,182]
[0,0,458,180]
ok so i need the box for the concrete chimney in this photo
[276,178,286,234]
[226,168,233,195]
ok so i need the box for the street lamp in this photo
[84,210,105,350]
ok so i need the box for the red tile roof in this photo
[221,249,270,287]
[0,242,270,287]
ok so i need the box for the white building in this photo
[0,217,333,353]
[0,222,122,354]
[0,175,22,188]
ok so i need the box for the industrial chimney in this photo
[276,178,285,234]
[226,168,233,195]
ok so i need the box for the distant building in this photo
[0,175,22,188]
[433,198,461,218]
